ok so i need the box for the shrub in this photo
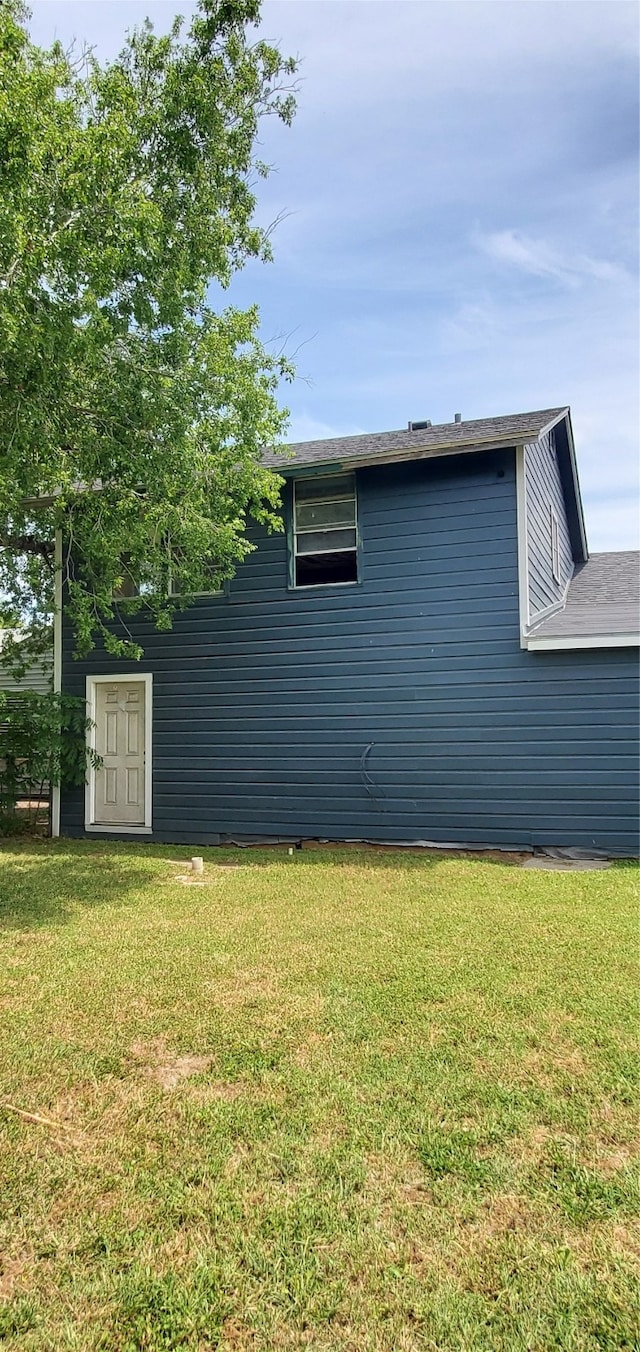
[0,690,98,833]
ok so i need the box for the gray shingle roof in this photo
[263,407,569,470]
[529,552,640,641]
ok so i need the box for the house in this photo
[1,630,53,820]
[58,406,640,855]
[0,629,52,694]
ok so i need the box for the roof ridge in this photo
[263,407,571,471]
[283,406,568,452]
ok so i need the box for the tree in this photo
[0,0,297,664]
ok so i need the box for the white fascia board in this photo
[537,407,570,439]
[560,412,589,562]
[526,632,639,651]
[21,480,103,509]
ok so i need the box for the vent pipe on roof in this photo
[408,419,432,431]
[454,413,462,423]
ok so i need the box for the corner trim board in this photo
[515,445,530,643]
[50,530,63,839]
[84,672,153,834]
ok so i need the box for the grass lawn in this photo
[0,841,638,1351]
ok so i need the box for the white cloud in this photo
[477,230,629,287]
[260,1,638,106]
[286,412,364,444]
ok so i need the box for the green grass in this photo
[0,840,638,1351]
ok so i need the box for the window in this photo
[112,567,139,600]
[293,474,358,587]
[112,558,150,600]
[168,561,224,598]
[113,554,223,600]
[550,507,560,584]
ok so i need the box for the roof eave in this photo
[268,429,547,477]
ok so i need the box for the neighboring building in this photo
[0,630,53,814]
[59,407,640,854]
[0,630,52,694]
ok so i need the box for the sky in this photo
[29,0,639,551]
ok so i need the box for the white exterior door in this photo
[93,681,147,826]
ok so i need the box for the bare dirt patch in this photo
[580,1137,640,1176]
[362,1151,434,1220]
[130,1037,212,1089]
[167,858,246,885]
[506,1039,590,1089]
[128,1040,269,1105]
[220,1317,259,1350]
[400,1181,433,1206]
[480,1192,533,1238]
[0,1252,29,1300]
[148,1054,212,1089]
[204,970,281,1010]
[2,1097,87,1152]
[293,1030,330,1068]
[612,1223,640,1263]
[561,1220,640,1276]
[507,1123,564,1168]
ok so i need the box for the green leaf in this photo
[0,0,297,658]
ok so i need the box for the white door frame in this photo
[85,673,153,834]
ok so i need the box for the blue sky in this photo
[30,1,639,550]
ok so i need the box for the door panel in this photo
[94,682,146,825]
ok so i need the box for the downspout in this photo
[50,529,62,838]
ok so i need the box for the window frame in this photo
[167,567,226,600]
[290,473,359,590]
[113,564,226,601]
[550,506,560,584]
[111,557,143,601]
[166,544,226,598]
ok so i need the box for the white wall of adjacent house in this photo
[0,629,52,694]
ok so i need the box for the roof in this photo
[27,410,565,504]
[528,552,640,646]
[263,407,569,470]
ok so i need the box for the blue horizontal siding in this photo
[61,449,640,854]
